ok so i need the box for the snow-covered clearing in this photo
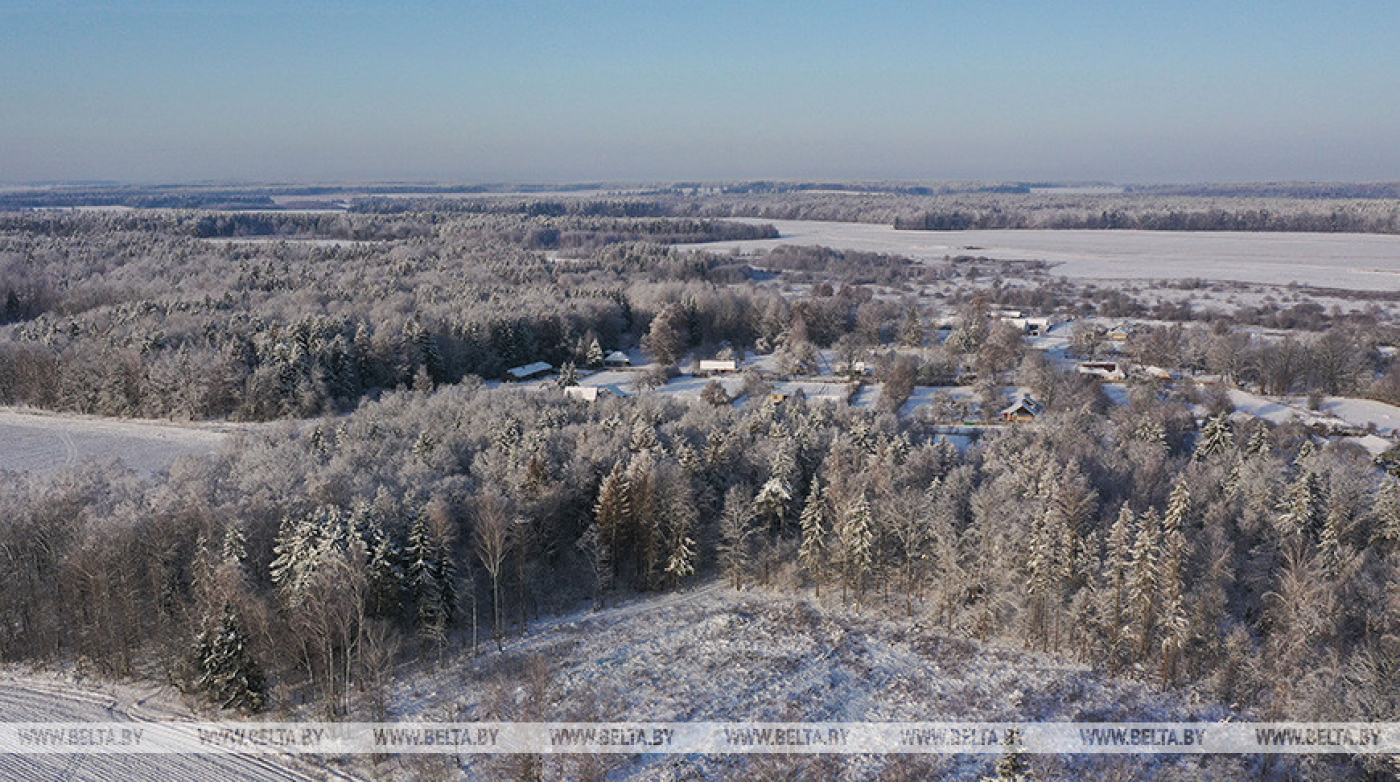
[0,669,357,781]
[682,219,1400,290]
[0,408,232,475]
[376,583,1241,780]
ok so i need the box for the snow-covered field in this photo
[682,219,1400,290]
[1221,390,1400,454]
[0,670,356,781]
[377,584,1244,780]
[0,408,231,475]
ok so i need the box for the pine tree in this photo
[1158,500,1190,685]
[270,509,335,606]
[1100,503,1136,670]
[1163,476,1191,533]
[586,337,604,368]
[221,523,248,569]
[1128,509,1161,663]
[556,360,578,387]
[1275,469,1325,539]
[753,476,792,537]
[663,481,698,589]
[1194,414,1233,461]
[365,526,406,620]
[1246,424,1272,458]
[1374,477,1400,545]
[798,480,829,597]
[407,513,455,639]
[628,417,660,452]
[718,486,756,590]
[593,462,631,581]
[838,495,875,605]
[194,604,267,712]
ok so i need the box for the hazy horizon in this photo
[4,1,1399,183]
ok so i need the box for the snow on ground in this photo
[1227,390,1331,428]
[377,583,1244,780]
[651,374,746,402]
[1342,434,1395,456]
[680,219,1400,291]
[1315,396,1400,436]
[1100,383,1132,407]
[849,384,882,409]
[0,408,233,475]
[772,380,852,405]
[1224,390,1400,451]
[0,668,358,781]
[576,369,642,396]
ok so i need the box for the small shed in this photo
[604,351,632,368]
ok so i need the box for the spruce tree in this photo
[1128,509,1161,663]
[838,495,874,605]
[1194,414,1233,461]
[798,480,829,597]
[1100,503,1136,670]
[195,605,267,712]
[718,486,756,590]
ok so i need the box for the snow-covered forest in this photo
[4,188,1400,779]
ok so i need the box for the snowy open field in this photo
[683,219,1400,291]
[0,669,357,781]
[0,408,231,475]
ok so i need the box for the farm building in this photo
[1000,396,1043,423]
[564,386,610,402]
[698,359,740,374]
[1001,315,1063,336]
[834,360,871,376]
[1076,361,1126,381]
[604,351,632,368]
[1106,324,1133,341]
[506,361,553,381]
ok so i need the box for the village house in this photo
[564,386,610,402]
[1106,324,1133,341]
[1000,396,1042,423]
[603,351,632,368]
[1076,361,1126,381]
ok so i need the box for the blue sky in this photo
[3,1,1398,183]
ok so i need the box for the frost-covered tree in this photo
[1194,414,1233,461]
[1275,469,1325,540]
[837,495,874,605]
[408,510,456,641]
[194,604,266,712]
[718,486,757,590]
[1097,503,1136,671]
[798,480,830,597]
[1128,509,1162,663]
[593,462,631,581]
